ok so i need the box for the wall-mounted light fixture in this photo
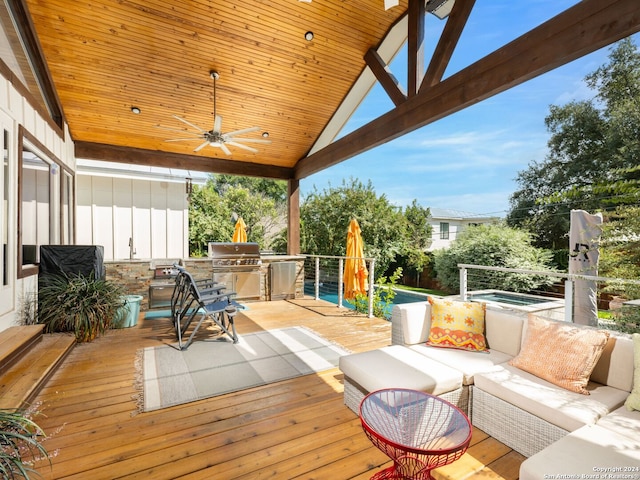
[131,106,141,114]
[425,0,453,19]
[304,31,314,41]
[185,177,193,199]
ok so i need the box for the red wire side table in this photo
[359,388,472,480]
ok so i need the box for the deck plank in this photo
[26,298,522,479]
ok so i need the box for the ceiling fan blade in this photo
[214,115,222,133]
[194,140,210,152]
[173,114,207,133]
[225,126,261,137]
[227,141,259,154]
[220,143,232,155]
[229,137,272,145]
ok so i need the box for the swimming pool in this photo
[303,282,429,317]
[465,289,563,311]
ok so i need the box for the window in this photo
[17,127,71,278]
[440,222,450,240]
[2,129,8,286]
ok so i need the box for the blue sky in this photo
[300,1,637,218]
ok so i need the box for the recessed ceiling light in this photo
[262,132,269,138]
[304,31,314,41]
[131,106,141,114]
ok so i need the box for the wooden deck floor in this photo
[30,298,524,479]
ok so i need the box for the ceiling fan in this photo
[160,71,271,155]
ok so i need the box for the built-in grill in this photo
[208,242,262,266]
[148,263,180,309]
[208,243,262,300]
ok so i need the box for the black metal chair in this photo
[170,266,239,350]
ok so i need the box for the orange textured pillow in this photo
[427,297,488,352]
[509,315,610,395]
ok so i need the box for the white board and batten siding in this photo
[77,175,189,261]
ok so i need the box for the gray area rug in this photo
[137,326,350,412]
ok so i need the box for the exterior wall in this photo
[0,73,76,332]
[428,217,498,251]
[77,175,189,261]
[429,219,469,250]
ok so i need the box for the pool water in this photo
[467,291,554,306]
[303,282,428,317]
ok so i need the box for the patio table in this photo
[359,388,472,480]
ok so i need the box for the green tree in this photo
[396,200,432,285]
[433,224,555,294]
[188,177,284,255]
[301,178,408,275]
[507,38,640,250]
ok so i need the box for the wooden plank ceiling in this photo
[21,0,640,181]
[24,0,407,178]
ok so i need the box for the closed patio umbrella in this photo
[232,217,247,243]
[344,218,368,300]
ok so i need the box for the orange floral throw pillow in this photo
[427,297,488,352]
[509,315,610,395]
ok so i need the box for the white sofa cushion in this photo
[409,344,512,385]
[484,308,526,357]
[519,424,640,480]
[596,406,640,441]
[391,301,431,345]
[338,345,463,396]
[474,364,629,432]
[591,333,635,393]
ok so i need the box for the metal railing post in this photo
[338,258,344,308]
[459,266,468,301]
[314,256,320,300]
[368,259,375,318]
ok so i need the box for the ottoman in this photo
[339,345,466,414]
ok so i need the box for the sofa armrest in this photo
[391,301,431,345]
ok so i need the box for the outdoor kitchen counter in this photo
[105,255,305,310]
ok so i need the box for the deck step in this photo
[0,325,45,377]
[0,332,76,410]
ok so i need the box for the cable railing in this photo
[303,255,376,318]
[458,263,640,329]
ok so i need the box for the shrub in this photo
[37,273,125,342]
[433,224,556,294]
[351,267,402,319]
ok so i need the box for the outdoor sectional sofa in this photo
[338,298,640,477]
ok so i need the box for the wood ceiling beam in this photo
[421,0,475,91]
[364,48,406,106]
[407,0,425,97]
[75,142,294,180]
[295,0,640,179]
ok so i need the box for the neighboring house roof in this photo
[429,207,499,222]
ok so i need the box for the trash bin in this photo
[116,295,143,328]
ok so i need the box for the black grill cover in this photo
[38,245,105,291]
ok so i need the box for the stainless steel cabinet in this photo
[213,270,261,300]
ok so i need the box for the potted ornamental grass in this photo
[37,272,125,342]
